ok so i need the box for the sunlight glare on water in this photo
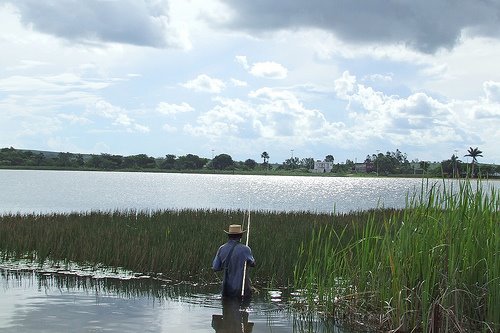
[0,169,498,214]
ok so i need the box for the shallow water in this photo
[0,267,350,333]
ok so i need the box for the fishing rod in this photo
[241,206,251,297]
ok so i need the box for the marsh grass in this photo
[294,180,499,332]
[0,208,383,286]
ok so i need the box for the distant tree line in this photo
[364,149,412,175]
[0,147,243,172]
[1,146,498,177]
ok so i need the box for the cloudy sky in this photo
[1,0,499,164]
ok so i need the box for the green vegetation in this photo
[0,208,384,285]
[294,181,499,332]
[2,146,498,177]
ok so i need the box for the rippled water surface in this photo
[0,267,345,333]
[2,169,496,214]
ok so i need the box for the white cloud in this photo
[0,73,110,93]
[230,78,247,87]
[473,82,500,119]
[58,113,92,125]
[92,100,149,133]
[6,59,48,71]
[363,73,393,83]
[483,81,500,103]
[0,73,111,93]
[334,71,357,99]
[185,89,346,148]
[235,55,249,70]
[249,87,298,103]
[184,97,249,138]
[156,102,194,115]
[249,61,288,79]
[19,117,62,137]
[421,37,500,99]
[162,123,177,133]
[332,71,499,154]
[0,75,63,93]
[181,74,226,93]
[235,56,288,79]
[133,124,150,133]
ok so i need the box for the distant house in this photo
[312,160,333,173]
[353,163,367,173]
[353,162,375,173]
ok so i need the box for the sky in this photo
[0,0,499,165]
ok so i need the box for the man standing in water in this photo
[212,224,256,298]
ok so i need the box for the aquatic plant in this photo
[0,207,382,286]
[294,180,499,332]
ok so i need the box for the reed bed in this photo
[0,207,384,286]
[294,180,499,332]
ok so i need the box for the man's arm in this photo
[248,258,256,267]
[212,249,223,271]
[246,247,256,267]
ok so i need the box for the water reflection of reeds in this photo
[0,267,202,302]
[1,268,341,333]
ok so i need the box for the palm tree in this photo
[261,151,269,164]
[464,147,483,177]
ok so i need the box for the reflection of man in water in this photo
[212,224,256,298]
[212,297,254,333]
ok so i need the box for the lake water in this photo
[0,266,345,333]
[2,169,497,215]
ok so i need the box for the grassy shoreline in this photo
[4,165,496,179]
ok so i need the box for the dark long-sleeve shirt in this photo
[212,240,255,297]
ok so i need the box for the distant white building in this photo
[312,160,333,173]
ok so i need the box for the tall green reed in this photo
[1,209,378,285]
[294,180,499,332]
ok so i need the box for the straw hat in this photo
[224,224,246,235]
